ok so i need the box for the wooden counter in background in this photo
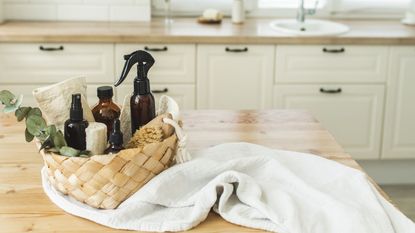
[0,18,414,45]
[0,110,391,232]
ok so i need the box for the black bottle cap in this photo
[109,119,123,146]
[97,86,113,99]
[70,94,83,121]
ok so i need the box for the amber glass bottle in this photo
[92,86,121,139]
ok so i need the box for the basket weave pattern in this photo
[40,133,177,209]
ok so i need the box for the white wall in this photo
[2,0,151,22]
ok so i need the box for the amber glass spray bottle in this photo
[114,50,156,135]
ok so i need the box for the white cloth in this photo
[42,143,415,233]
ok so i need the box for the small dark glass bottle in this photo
[92,86,121,139]
[104,119,124,154]
[64,94,89,151]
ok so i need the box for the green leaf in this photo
[13,95,23,109]
[53,131,66,149]
[3,105,19,113]
[15,107,32,122]
[1,94,23,113]
[0,90,16,107]
[59,146,80,157]
[26,115,47,136]
[28,107,42,117]
[46,125,57,138]
[25,128,35,142]
[37,133,49,142]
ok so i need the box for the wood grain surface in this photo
[0,18,414,44]
[0,110,389,232]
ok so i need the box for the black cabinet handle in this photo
[39,45,64,52]
[225,47,249,53]
[322,48,345,53]
[152,88,169,94]
[320,88,342,94]
[144,46,168,52]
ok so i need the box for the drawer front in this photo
[116,84,196,110]
[0,43,114,84]
[274,84,385,159]
[276,45,388,84]
[115,44,196,84]
[197,44,274,110]
[2,84,111,109]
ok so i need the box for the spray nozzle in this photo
[114,50,155,95]
[70,93,83,121]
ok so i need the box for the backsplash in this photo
[2,0,151,22]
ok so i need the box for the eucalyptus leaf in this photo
[0,90,15,107]
[37,133,49,142]
[15,107,32,122]
[3,105,19,113]
[53,131,66,149]
[12,95,23,109]
[59,146,80,157]
[46,125,57,138]
[25,128,34,142]
[26,115,47,136]
[28,107,42,117]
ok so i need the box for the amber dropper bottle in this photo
[64,94,89,151]
[92,86,121,139]
[104,119,124,154]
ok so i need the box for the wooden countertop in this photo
[0,110,388,232]
[0,18,414,45]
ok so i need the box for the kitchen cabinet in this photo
[116,84,195,110]
[382,47,415,159]
[275,45,388,84]
[0,43,114,84]
[115,44,196,84]
[197,44,274,110]
[274,84,385,160]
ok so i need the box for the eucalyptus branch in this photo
[0,90,89,157]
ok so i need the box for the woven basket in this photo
[38,117,178,210]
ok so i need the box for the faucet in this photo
[297,0,319,23]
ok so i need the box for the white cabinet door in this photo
[115,44,196,84]
[0,43,114,84]
[276,45,389,84]
[116,84,195,110]
[382,47,415,159]
[197,44,274,109]
[274,84,385,159]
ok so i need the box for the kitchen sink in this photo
[269,19,350,36]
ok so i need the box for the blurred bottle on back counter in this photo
[92,86,121,139]
[232,0,245,24]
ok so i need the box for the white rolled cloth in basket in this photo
[42,142,414,233]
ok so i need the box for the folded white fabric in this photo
[42,143,415,233]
